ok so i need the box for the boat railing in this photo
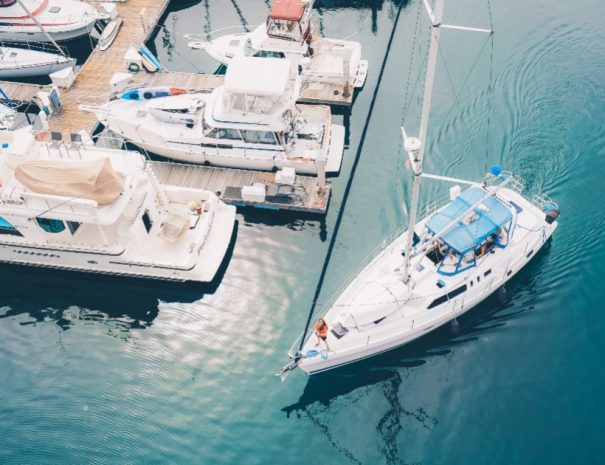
[483,170,525,194]
[531,192,558,211]
[185,26,249,43]
[0,40,72,58]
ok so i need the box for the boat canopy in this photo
[15,158,124,206]
[427,186,512,254]
[270,0,306,21]
[224,57,290,97]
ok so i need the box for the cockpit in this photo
[266,0,311,42]
[423,186,514,276]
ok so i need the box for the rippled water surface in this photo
[2,0,605,464]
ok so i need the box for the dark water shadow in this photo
[239,209,328,241]
[0,220,238,331]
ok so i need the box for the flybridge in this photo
[269,0,307,21]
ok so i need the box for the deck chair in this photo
[69,132,84,158]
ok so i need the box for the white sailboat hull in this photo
[0,0,101,43]
[0,20,97,42]
[0,47,75,78]
[298,189,558,374]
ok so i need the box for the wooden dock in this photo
[0,0,339,216]
[149,161,331,215]
[43,0,172,134]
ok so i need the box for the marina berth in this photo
[0,127,236,282]
[0,0,104,42]
[92,57,345,175]
[0,45,75,78]
[187,0,368,89]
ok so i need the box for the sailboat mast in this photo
[15,0,66,57]
[402,0,445,283]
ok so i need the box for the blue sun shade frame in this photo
[426,187,513,254]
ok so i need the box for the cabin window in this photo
[0,216,23,237]
[253,50,285,59]
[49,6,61,13]
[241,130,277,145]
[217,128,242,141]
[484,269,492,277]
[427,284,468,309]
[36,218,65,234]
[142,211,153,233]
[67,221,81,235]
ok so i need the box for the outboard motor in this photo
[545,208,560,225]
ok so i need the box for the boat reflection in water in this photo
[0,221,238,332]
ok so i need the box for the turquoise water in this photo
[2,0,605,463]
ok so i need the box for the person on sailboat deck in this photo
[314,318,330,351]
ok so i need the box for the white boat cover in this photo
[15,158,124,205]
[224,57,290,96]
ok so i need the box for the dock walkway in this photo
[149,161,330,215]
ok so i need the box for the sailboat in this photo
[283,0,560,375]
[188,0,368,89]
[0,45,75,78]
[0,0,104,43]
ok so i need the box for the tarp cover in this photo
[15,158,124,206]
[270,0,306,21]
[427,186,512,254]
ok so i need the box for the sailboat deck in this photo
[149,161,330,214]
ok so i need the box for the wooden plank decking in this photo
[149,161,331,214]
[43,0,171,134]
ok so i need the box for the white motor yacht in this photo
[91,57,345,175]
[0,0,104,42]
[0,127,237,283]
[282,0,560,376]
[188,0,368,89]
[0,45,75,78]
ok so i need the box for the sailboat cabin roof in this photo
[427,186,513,254]
[270,0,306,21]
[224,57,291,96]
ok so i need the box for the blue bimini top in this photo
[426,186,513,254]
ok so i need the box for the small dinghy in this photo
[0,46,75,78]
[99,17,122,51]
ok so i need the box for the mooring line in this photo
[297,1,407,352]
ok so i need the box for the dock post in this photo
[342,49,352,99]
[315,153,327,190]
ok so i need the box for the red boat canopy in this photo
[270,0,306,21]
